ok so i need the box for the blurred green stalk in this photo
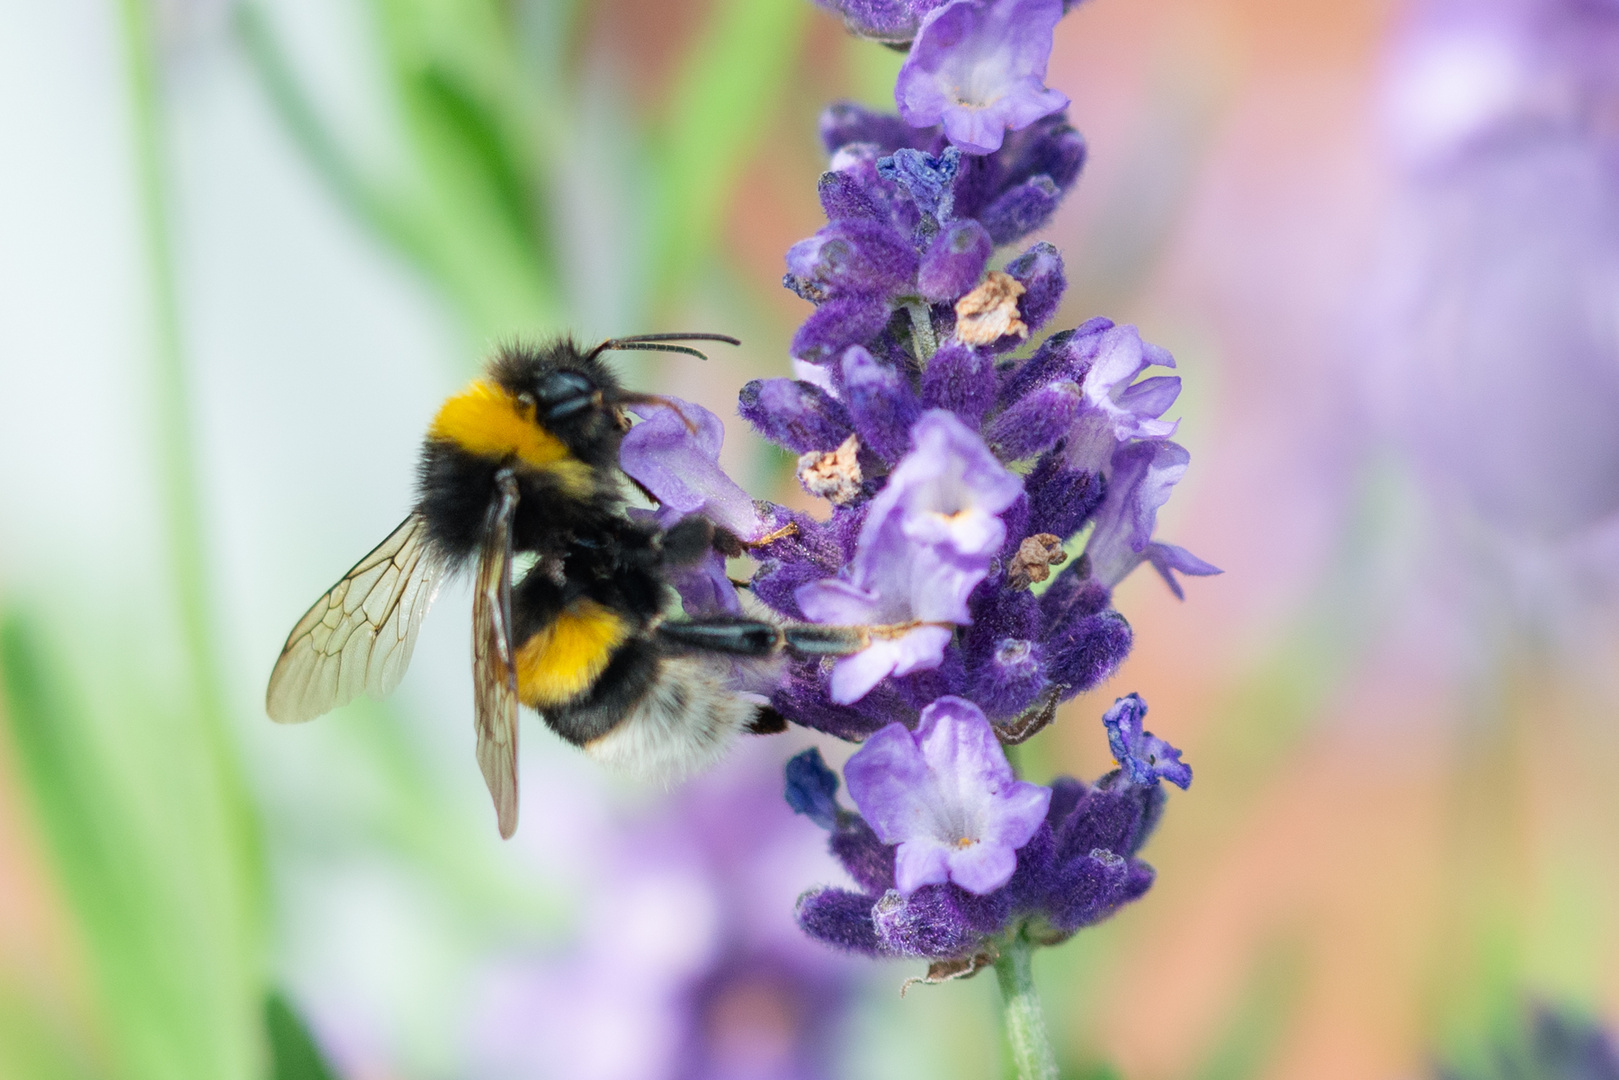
[0,3,268,1079]
[996,935,1060,1080]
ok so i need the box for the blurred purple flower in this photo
[796,410,1022,703]
[1377,0,1619,558]
[1436,1004,1619,1080]
[896,0,1071,154]
[1102,693,1191,789]
[467,744,858,1080]
[844,697,1050,894]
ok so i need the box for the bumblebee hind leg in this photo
[655,617,871,657]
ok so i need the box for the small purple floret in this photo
[895,0,1070,155]
[785,748,845,829]
[1084,439,1221,595]
[1102,693,1191,790]
[796,410,1022,703]
[620,399,765,542]
[844,697,1050,894]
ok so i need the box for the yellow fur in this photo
[428,380,595,495]
[515,599,631,707]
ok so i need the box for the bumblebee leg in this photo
[781,624,872,656]
[656,618,784,656]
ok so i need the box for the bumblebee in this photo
[266,333,862,837]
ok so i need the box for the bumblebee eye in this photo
[537,371,598,422]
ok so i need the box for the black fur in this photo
[543,637,664,746]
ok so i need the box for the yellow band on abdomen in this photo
[515,599,632,708]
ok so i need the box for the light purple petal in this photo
[894,842,954,893]
[1116,375,1183,420]
[1143,542,1222,601]
[797,578,889,626]
[1085,439,1194,590]
[620,400,766,540]
[844,698,1051,895]
[843,721,935,844]
[827,625,953,704]
[944,841,1017,894]
[828,638,904,704]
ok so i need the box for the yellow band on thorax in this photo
[428,380,595,495]
[515,598,632,708]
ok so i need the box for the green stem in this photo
[119,0,262,873]
[994,935,1059,1080]
[906,300,939,363]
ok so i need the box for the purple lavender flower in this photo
[895,0,1071,155]
[1101,693,1191,789]
[1084,439,1221,598]
[844,697,1050,894]
[795,410,1022,703]
[620,399,772,616]
[466,744,858,1080]
[789,697,1184,962]
[620,399,766,542]
[1058,323,1182,474]
[809,0,951,44]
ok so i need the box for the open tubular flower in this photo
[896,0,1071,154]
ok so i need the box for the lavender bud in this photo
[918,219,994,302]
[791,295,894,364]
[981,175,1062,246]
[840,345,922,462]
[1005,241,1066,333]
[987,380,1083,460]
[920,341,997,427]
[738,377,854,452]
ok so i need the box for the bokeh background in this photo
[3,0,1618,1078]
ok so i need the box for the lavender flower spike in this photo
[1102,694,1191,789]
[845,697,1051,894]
[896,0,1071,155]
[797,410,1022,703]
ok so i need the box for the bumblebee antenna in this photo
[587,332,742,362]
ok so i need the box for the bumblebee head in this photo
[491,334,741,464]
[490,345,627,465]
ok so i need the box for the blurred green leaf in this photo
[238,0,566,341]
[0,611,264,1080]
[0,982,97,1080]
[265,993,339,1080]
[649,0,811,298]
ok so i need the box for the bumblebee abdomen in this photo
[514,599,633,709]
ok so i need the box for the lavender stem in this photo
[994,934,1059,1080]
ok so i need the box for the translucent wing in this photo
[267,515,445,724]
[473,470,521,839]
